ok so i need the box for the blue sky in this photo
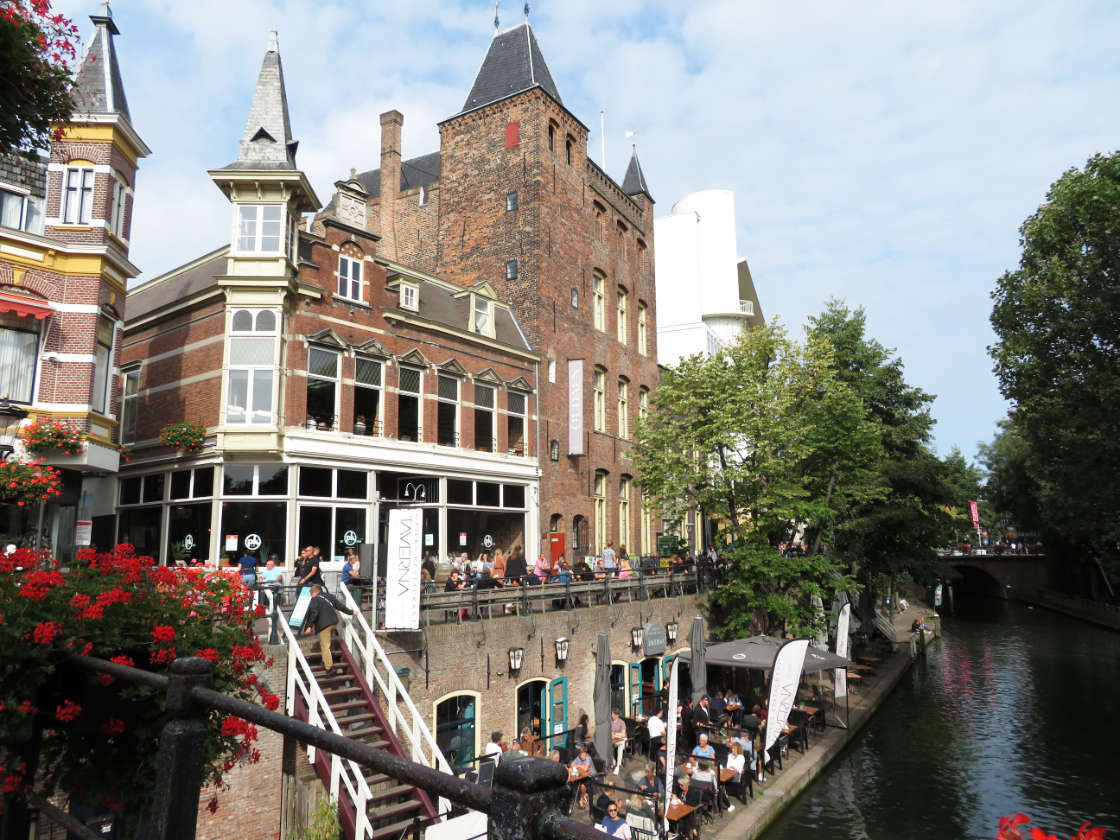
[57,1,1120,460]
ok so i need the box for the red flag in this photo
[969,501,980,529]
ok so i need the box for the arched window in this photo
[434,691,479,771]
[573,514,589,555]
[565,136,573,165]
[594,471,608,553]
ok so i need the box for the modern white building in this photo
[653,189,764,367]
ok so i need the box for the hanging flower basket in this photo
[159,422,207,453]
[0,544,276,818]
[18,418,87,456]
[0,458,63,506]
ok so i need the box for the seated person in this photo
[635,762,665,798]
[690,760,714,786]
[569,745,594,808]
[708,690,727,721]
[626,794,656,829]
[476,568,503,589]
[725,741,746,781]
[691,733,716,761]
[483,731,504,764]
[600,802,630,838]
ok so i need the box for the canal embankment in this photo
[710,603,939,840]
[1021,587,1120,632]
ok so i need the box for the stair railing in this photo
[337,586,453,817]
[277,604,375,840]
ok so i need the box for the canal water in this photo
[762,599,1120,839]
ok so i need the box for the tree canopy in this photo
[0,0,77,154]
[989,152,1120,560]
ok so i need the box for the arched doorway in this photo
[516,678,548,742]
[433,691,479,771]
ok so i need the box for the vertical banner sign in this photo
[969,500,980,537]
[568,359,584,455]
[663,657,679,835]
[764,639,810,754]
[834,603,851,699]
[384,508,423,630]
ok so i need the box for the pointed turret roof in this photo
[459,22,562,115]
[621,149,653,202]
[223,31,298,170]
[72,2,131,121]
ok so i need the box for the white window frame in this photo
[640,490,652,556]
[234,203,284,254]
[337,255,364,303]
[400,282,419,311]
[120,369,140,444]
[617,378,629,440]
[108,174,127,238]
[638,386,649,423]
[592,367,606,432]
[306,346,340,431]
[619,476,631,552]
[617,287,628,345]
[92,317,114,414]
[592,273,605,331]
[594,471,607,553]
[62,166,94,225]
[225,308,279,425]
[436,373,460,447]
[638,303,648,356]
[1,187,43,233]
[471,295,494,337]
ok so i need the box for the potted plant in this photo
[0,458,63,506]
[158,422,207,453]
[0,544,277,818]
[18,418,86,456]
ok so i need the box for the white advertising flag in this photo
[764,639,809,754]
[835,602,851,699]
[663,657,679,835]
[384,508,423,629]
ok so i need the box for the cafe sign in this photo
[643,622,667,656]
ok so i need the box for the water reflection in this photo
[762,600,1120,840]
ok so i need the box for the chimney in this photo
[379,110,403,260]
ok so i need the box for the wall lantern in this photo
[631,627,643,649]
[508,647,525,672]
[0,397,28,461]
[554,637,570,662]
[666,621,679,643]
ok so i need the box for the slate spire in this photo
[72,1,132,122]
[621,147,653,202]
[459,21,561,115]
[228,31,298,169]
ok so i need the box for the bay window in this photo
[226,308,278,425]
[236,204,283,253]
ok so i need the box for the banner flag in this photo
[969,500,980,529]
[835,603,851,699]
[765,639,809,753]
[384,508,423,629]
[663,657,680,835]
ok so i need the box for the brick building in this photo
[117,35,540,569]
[341,20,662,563]
[0,6,148,559]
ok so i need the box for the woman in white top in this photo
[725,741,746,781]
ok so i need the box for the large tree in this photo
[990,152,1120,565]
[633,320,871,637]
[807,301,975,623]
[0,0,77,154]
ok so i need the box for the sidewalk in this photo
[704,603,938,839]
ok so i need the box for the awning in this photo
[0,292,52,320]
[704,634,850,673]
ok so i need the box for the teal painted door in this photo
[629,662,643,715]
[548,676,568,748]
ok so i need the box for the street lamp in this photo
[0,397,28,461]
[554,637,569,663]
[508,647,524,672]
[666,621,679,643]
[631,626,643,649]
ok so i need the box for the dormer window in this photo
[62,166,94,225]
[472,296,493,337]
[400,282,419,311]
[236,204,283,253]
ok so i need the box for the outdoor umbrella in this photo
[703,634,850,673]
[689,616,707,704]
[593,632,612,761]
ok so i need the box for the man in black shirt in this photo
[301,584,353,675]
[505,544,528,582]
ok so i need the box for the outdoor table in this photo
[856,655,881,664]
[664,802,697,825]
[719,767,737,784]
[848,663,872,672]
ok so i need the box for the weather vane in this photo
[493,0,500,30]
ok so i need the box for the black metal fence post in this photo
[152,657,212,840]
[489,757,570,840]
